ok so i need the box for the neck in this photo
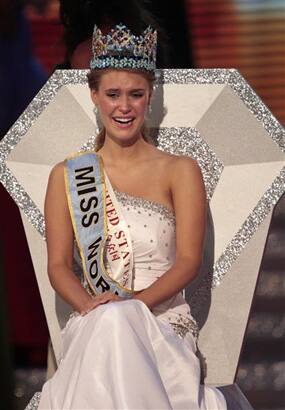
[97,133,150,165]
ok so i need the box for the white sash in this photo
[64,151,134,297]
[103,169,134,288]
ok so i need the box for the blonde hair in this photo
[87,68,156,151]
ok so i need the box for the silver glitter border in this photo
[25,392,41,410]
[0,69,284,288]
[160,69,285,152]
[155,127,224,201]
[213,167,285,287]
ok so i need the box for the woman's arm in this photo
[44,162,94,314]
[133,156,207,310]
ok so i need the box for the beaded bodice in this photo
[113,188,176,284]
[111,188,199,342]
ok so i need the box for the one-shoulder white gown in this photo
[27,189,227,409]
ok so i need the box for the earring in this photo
[92,105,102,133]
[148,105,152,115]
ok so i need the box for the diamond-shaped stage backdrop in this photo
[1,69,284,388]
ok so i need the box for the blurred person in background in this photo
[56,0,192,69]
[56,0,169,69]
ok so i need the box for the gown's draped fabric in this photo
[29,188,227,410]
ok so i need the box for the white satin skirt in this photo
[38,299,227,409]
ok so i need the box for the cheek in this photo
[98,97,117,114]
[134,99,148,115]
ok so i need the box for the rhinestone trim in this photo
[91,55,155,72]
[25,392,41,410]
[168,314,199,340]
[113,188,176,226]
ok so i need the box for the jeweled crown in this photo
[90,23,157,72]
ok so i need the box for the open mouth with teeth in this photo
[113,117,135,126]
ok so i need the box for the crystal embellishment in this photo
[169,314,199,340]
[91,24,157,72]
[113,188,176,226]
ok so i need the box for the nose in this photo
[119,95,131,113]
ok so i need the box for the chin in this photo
[107,127,143,143]
[117,133,141,145]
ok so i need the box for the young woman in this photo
[27,24,227,409]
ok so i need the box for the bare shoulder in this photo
[46,161,68,194]
[153,148,199,168]
[143,145,176,174]
[158,152,203,188]
[170,154,203,181]
[146,148,204,196]
[147,147,180,170]
[45,161,67,209]
[168,154,206,206]
[44,160,74,268]
[169,154,207,263]
[48,160,65,181]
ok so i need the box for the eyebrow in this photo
[105,88,145,92]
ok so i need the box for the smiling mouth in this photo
[113,117,135,125]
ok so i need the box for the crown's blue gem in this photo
[90,23,157,72]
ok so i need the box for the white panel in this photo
[196,85,284,165]
[211,161,284,259]
[155,84,225,127]
[8,87,95,165]
[200,212,272,385]
[67,84,95,122]
[7,161,51,213]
